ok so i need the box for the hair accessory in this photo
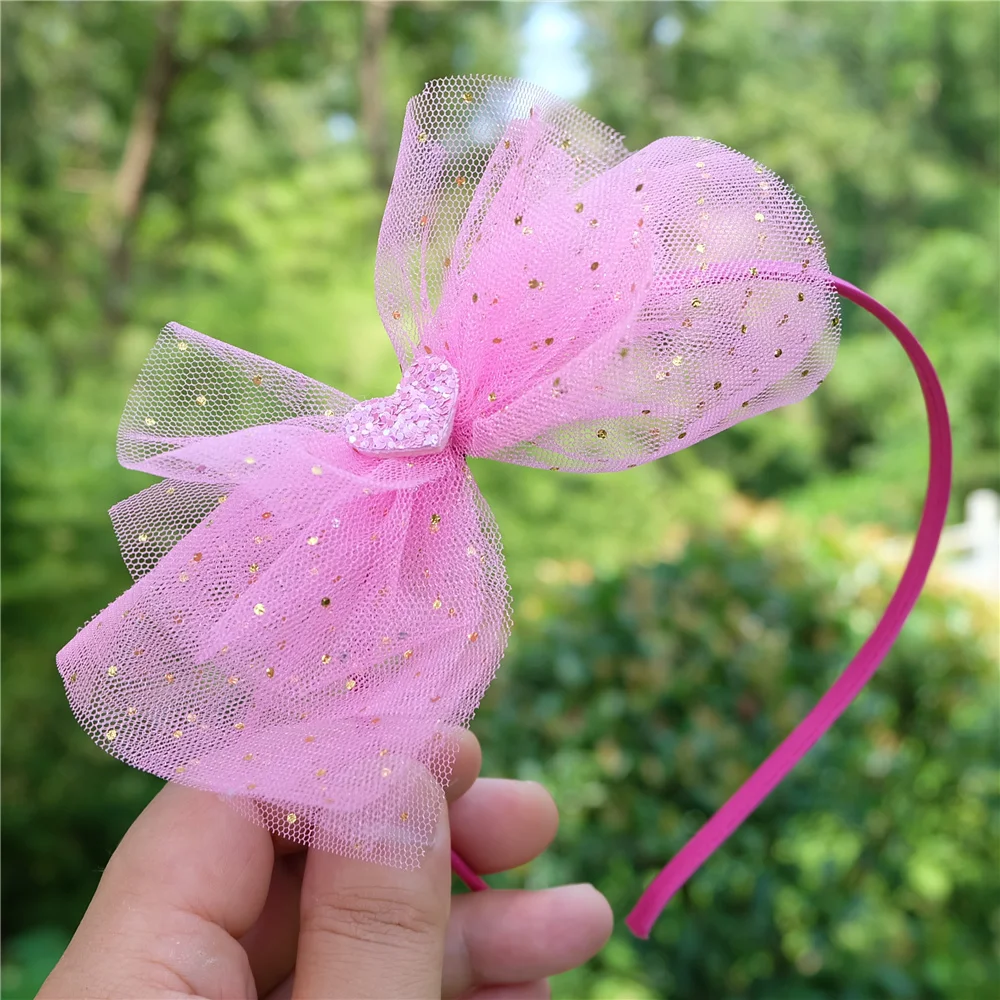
[57,77,950,936]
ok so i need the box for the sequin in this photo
[177,341,189,351]
[528,278,543,289]
[321,654,332,664]
[165,673,176,684]
[320,597,331,607]
[249,563,259,573]
[430,513,441,532]
[195,395,206,406]
[468,631,479,642]
[107,665,118,677]
[308,536,319,546]
[286,813,298,825]
[311,465,323,476]
[253,603,266,615]
[345,679,357,690]
[105,729,117,741]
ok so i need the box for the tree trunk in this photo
[360,1,393,190]
[102,1,182,338]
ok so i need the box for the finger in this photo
[467,982,551,1000]
[442,885,613,998]
[293,790,452,999]
[40,782,273,999]
[445,728,482,802]
[239,850,306,996]
[246,731,482,998]
[449,779,558,874]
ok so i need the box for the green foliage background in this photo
[2,2,997,997]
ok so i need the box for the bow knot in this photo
[343,355,460,458]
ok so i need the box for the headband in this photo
[57,76,951,937]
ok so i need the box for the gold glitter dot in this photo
[195,395,206,406]
[228,675,239,686]
[806,235,815,245]
[590,261,600,271]
[400,811,409,821]
[249,563,259,574]
[692,298,702,308]
[175,766,186,774]
[247,783,256,790]
[797,292,805,302]
[262,512,273,520]
[597,428,608,439]
[345,679,357,690]
[443,256,451,268]
[714,381,723,390]
[307,536,319,546]
[678,432,687,439]
[144,417,157,427]
[672,356,684,366]
[244,456,255,465]
[311,465,322,476]
[802,259,811,269]
[589,218,599,227]
[177,341,189,351]
[217,495,227,504]
[165,673,176,684]
[253,603,266,615]
[69,672,77,683]
[575,202,584,212]
[137,533,149,543]
[286,813,298,825]
[107,665,118,677]
[488,392,497,401]
[472,293,478,304]
[430,513,441,532]
[695,243,706,254]
[749,267,759,277]
[321,654,331,664]
[404,649,413,659]
[468,631,479,642]
[234,722,244,730]
[754,212,765,222]
[742,401,750,408]
[514,214,523,226]
[741,324,748,334]
[832,316,840,327]
[635,183,644,192]
[127,706,137,715]
[305,735,316,743]
[244,753,254,761]
[316,768,327,777]
[265,666,274,678]
[432,598,443,610]
[417,131,428,142]
[173,729,183,739]
[802,369,810,377]
[697,196,705,205]
[528,278,543,289]
[774,349,783,358]
[166,487,175,495]
[320,597,331,608]
[252,375,263,386]
[105,729,117,741]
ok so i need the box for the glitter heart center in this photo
[344,355,460,457]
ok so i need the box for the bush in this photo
[475,502,999,999]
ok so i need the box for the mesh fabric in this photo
[58,76,838,867]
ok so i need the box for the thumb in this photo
[292,795,452,1000]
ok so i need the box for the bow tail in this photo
[58,426,509,866]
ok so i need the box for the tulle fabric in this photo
[58,76,838,866]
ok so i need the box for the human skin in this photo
[39,733,613,999]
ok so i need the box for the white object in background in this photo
[940,489,1000,598]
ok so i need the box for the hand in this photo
[38,734,612,999]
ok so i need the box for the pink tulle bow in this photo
[57,77,841,871]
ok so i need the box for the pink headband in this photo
[57,77,951,938]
